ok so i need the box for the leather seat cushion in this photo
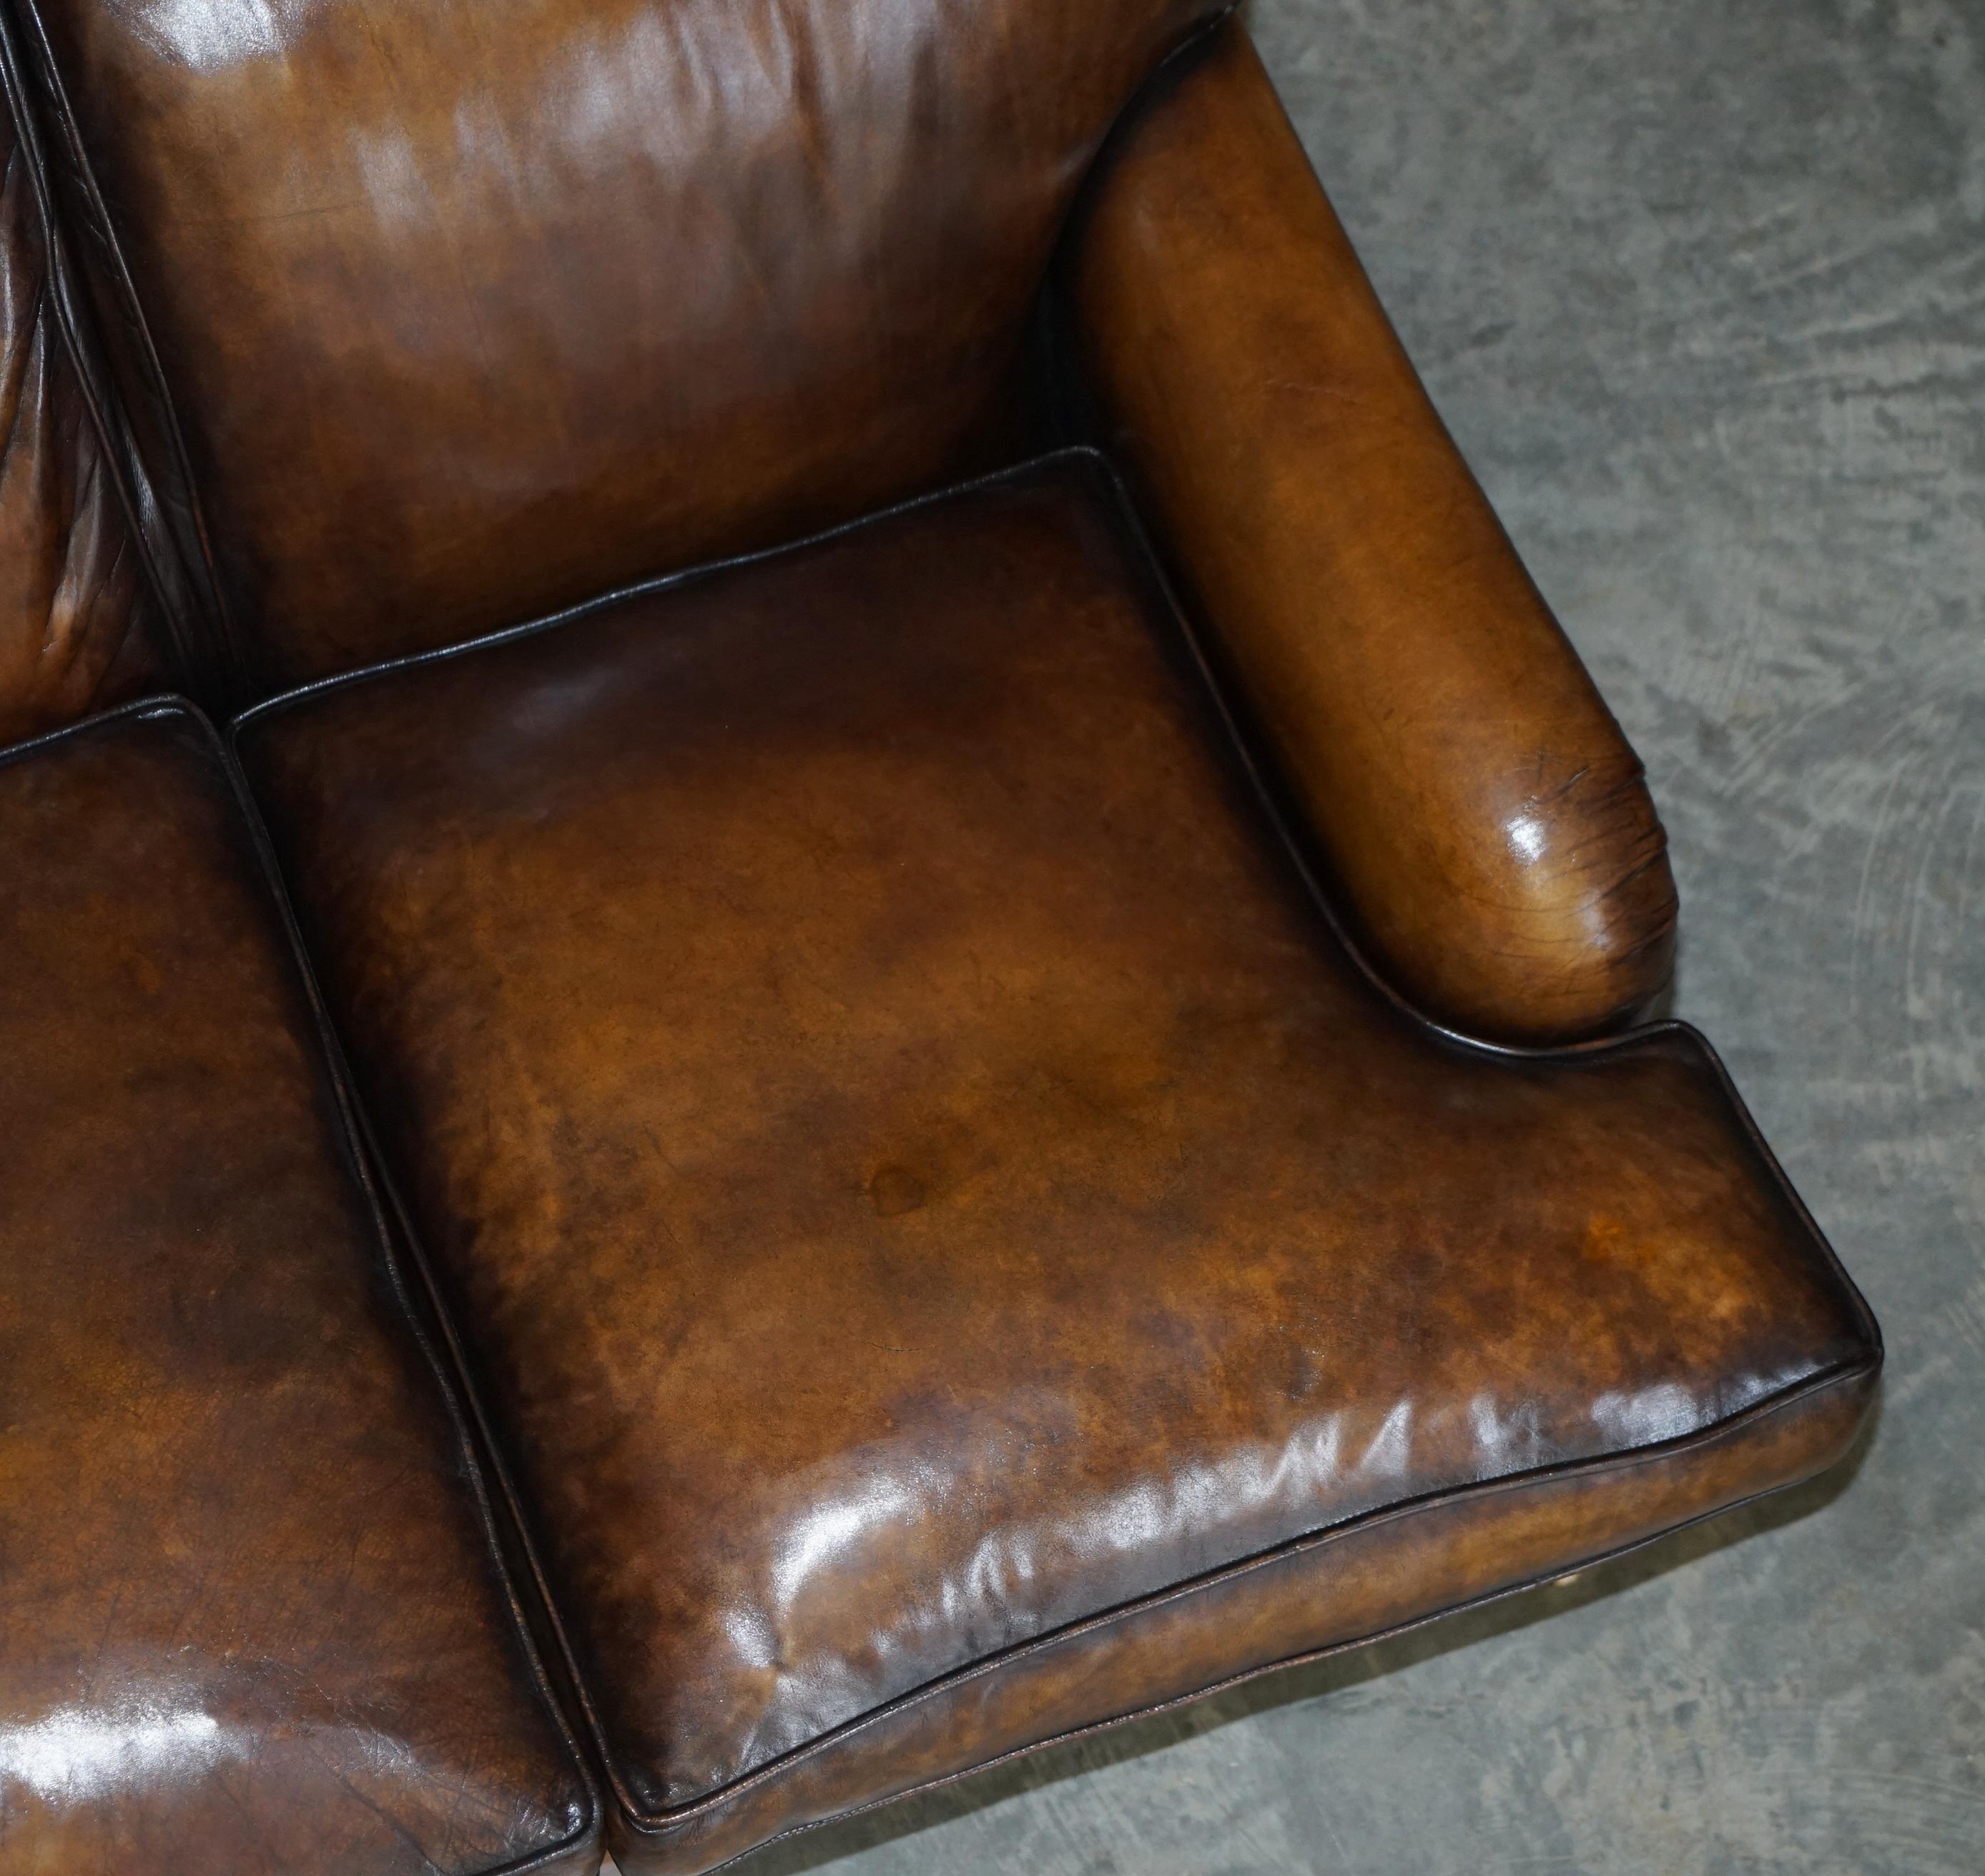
[0,704,599,1872]
[235,455,1880,1875]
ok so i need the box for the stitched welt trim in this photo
[0,694,604,1876]
[227,447,1881,1831]
[619,1356,1876,1841]
[669,1392,1871,1875]
[205,699,605,1875]
[1093,453,1882,1361]
[232,448,1121,734]
[232,440,1881,1359]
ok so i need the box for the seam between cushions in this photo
[0,5,1238,719]
[0,695,604,1876]
[1093,452,1883,1363]
[231,439,1883,1360]
[225,445,1882,1830]
[231,448,1122,734]
[206,698,604,1876]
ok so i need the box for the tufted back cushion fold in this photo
[13,0,1218,694]
[0,80,167,740]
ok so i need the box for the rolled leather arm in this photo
[1071,21,1676,1045]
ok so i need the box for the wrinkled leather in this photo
[236,458,1879,1874]
[0,703,599,1875]
[1073,23,1678,1046]
[0,91,160,741]
[18,0,1217,692]
[611,1376,1874,1875]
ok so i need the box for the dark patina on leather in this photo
[0,701,599,1875]
[0,69,164,739]
[237,458,1878,1875]
[9,0,1226,693]
[0,1,1883,1868]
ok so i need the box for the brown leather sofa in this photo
[0,5,1881,1872]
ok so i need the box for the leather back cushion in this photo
[23,0,1213,691]
[0,87,166,740]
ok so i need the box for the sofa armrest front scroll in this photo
[1071,21,1676,1046]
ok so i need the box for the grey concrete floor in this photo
[704,3,1985,1871]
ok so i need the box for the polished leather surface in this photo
[0,82,159,740]
[0,703,599,1873]
[237,458,1879,1872]
[611,1376,1875,1875]
[1073,23,1678,1046]
[19,0,1214,692]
